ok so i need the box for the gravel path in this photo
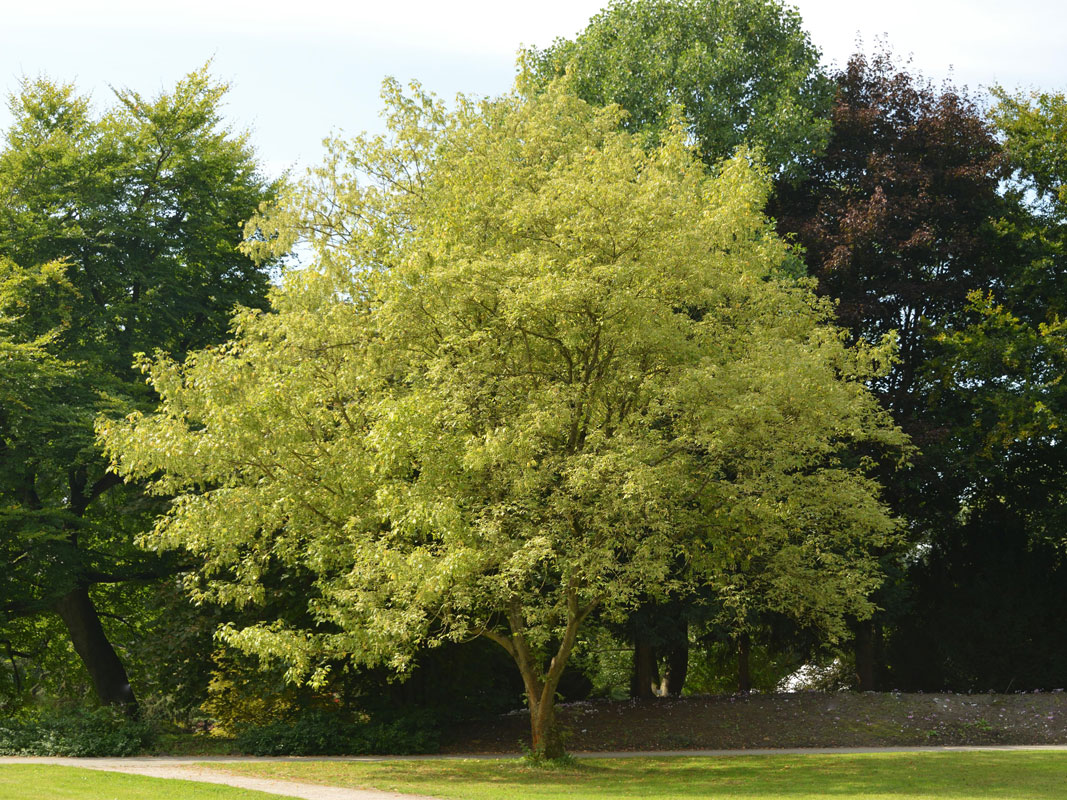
[0,756,441,800]
[4,746,1067,798]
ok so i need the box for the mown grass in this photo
[0,765,285,800]
[212,751,1067,799]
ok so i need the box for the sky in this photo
[1,0,1064,178]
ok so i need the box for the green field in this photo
[0,765,285,800]
[212,751,1067,799]
[3,752,1066,799]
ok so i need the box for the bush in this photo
[234,709,439,756]
[199,648,314,733]
[0,707,155,756]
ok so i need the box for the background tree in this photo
[527,0,834,182]
[769,49,1009,688]
[881,89,1067,691]
[103,79,905,757]
[0,68,279,713]
[771,50,1004,421]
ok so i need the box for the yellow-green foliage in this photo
[199,650,312,733]
[100,79,907,738]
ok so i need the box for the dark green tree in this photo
[882,89,1067,691]
[0,68,279,712]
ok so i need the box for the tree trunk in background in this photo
[630,638,658,699]
[54,585,139,715]
[660,620,689,697]
[855,618,877,691]
[737,632,752,694]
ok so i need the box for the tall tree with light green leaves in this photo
[102,79,906,756]
[528,0,837,688]
[0,68,279,713]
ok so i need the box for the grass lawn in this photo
[212,751,1067,799]
[0,765,286,800]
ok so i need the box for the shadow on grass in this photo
[214,751,1067,799]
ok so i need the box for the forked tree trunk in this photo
[528,692,565,758]
[54,584,139,715]
[484,593,598,760]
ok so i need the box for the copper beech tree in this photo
[769,50,1008,688]
[102,81,906,756]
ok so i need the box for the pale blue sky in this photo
[2,0,1064,178]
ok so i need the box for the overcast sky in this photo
[1,0,1063,177]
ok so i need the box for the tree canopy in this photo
[0,67,279,711]
[881,89,1067,691]
[7,0,1067,744]
[102,79,906,755]
[527,0,833,182]
[767,50,1067,692]
[771,50,1004,415]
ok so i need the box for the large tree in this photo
[102,80,905,756]
[882,89,1067,691]
[769,50,1010,688]
[527,0,834,182]
[771,49,1004,421]
[529,0,836,692]
[0,68,279,712]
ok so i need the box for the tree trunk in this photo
[529,695,566,759]
[630,638,658,699]
[485,593,598,760]
[855,618,877,691]
[4,641,22,695]
[54,584,139,715]
[737,632,752,694]
[660,620,689,697]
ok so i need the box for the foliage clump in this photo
[0,66,280,714]
[0,706,155,757]
[527,0,833,181]
[233,709,440,756]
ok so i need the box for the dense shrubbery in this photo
[233,709,440,756]
[0,707,155,756]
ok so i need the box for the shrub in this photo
[0,707,155,756]
[200,648,311,733]
[234,709,439,756]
